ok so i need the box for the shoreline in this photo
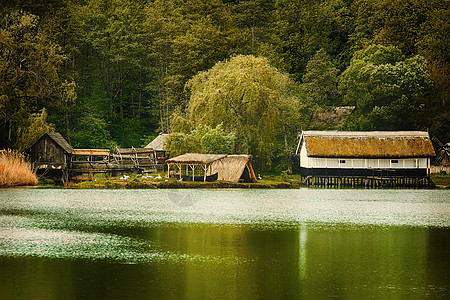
[2,174,448,189]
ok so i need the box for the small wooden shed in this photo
[166,153,258,183]
[28,132,73,182]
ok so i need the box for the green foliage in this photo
[276,0,353,80]
[2,0,448,170]
[339,45,432,130]
[300,48,340,107]
[71,114,116,149]
[201,124,235,154]
[166,123,235,157]
[16,108,55,152]
[184,54,301,170]
[0,10,65,148]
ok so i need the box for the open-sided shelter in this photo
[166,153,257,183]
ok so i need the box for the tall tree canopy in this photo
[0,0,448,170]
[179,55,300,170]
[0,11,72,149]
[339,45,432,130]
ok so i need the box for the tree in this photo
[300,48,340,107]
[181,55,300,170]
[0,10,70,149]
[165,123,235,157]
[15,108,55,152]
[144,0,235,132]
[275,0,353,81]
[339,45,432,130]
[70,113,116,149]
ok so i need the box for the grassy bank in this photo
[0,149,38,188]
[431,173,450,188]
[58,172,450,189]
[66,173,294,189]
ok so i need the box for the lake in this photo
[0,188,449,299]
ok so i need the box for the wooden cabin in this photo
[28,132,73,183]
[295,131,436,187]
[166,153,258,183]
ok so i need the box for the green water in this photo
[0,189,449,299]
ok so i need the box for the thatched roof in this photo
[298,131,435,158]
[145,134,168,151]
[209,155,257,183]
[166,153,227,165]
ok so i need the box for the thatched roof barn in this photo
[166,153,257,183]
[209,155,258,183]
[296,131,435,178]
[297,131,435,158]
[145,133,169,151]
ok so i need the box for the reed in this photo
[0,149,38,187]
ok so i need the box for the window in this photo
[339,160,346,164]
[391,160,398,164]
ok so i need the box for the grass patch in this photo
[431,173,450,188]
[0,149,38,188]
[66,173,296,189]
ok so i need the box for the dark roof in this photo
[34,132,73,153]
[297,131,435,158]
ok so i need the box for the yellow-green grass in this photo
[431,173,450,188]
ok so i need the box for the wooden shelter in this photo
[113,146,165,172]
[209,155,258,183]
[431,137,450,174]
[145,133,169,165]
[296,131,436,187]
[28,132,73,183]
[166,153,258,183]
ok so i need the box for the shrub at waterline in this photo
[0,150,38,187]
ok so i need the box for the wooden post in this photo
[203,164,207,182]
[177,164,182,180]
[190,164,196,181]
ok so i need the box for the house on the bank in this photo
[166,153,258,183]
[28,132,73,182]
[295,131,435,179]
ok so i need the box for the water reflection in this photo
[0,189,449,299]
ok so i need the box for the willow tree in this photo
[183,55,300,170]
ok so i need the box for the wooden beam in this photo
[73,149,110,156]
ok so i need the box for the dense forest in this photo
[0,0,448,172]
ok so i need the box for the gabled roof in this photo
[297,131,435,158]
[31,132,73,153]
[166,153,227,165]
[145,134,168,151]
